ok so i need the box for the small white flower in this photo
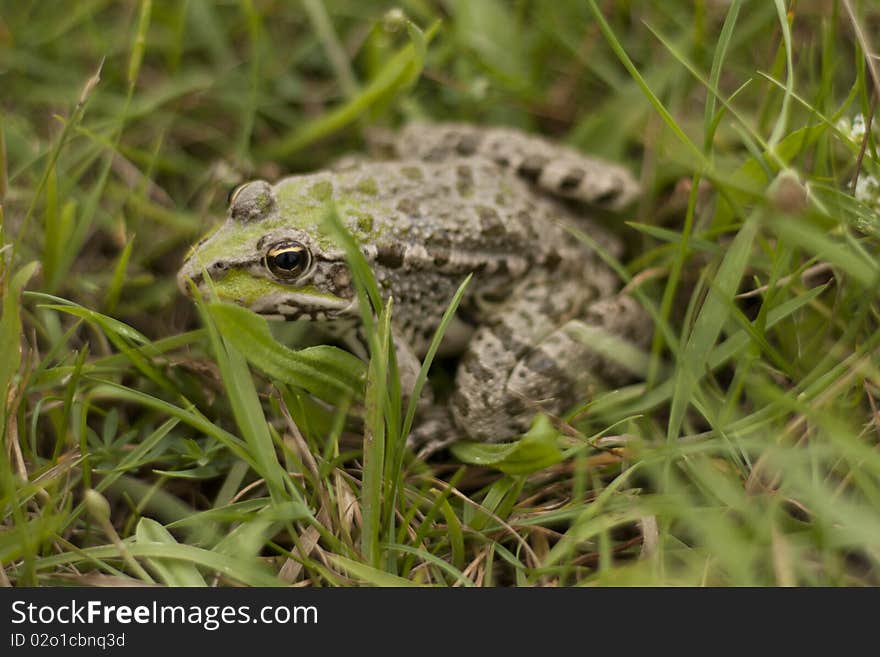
[837,113,879,145]
[855,174,880,207]
[851,113,867,139]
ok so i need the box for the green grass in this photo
[2,0,880,586]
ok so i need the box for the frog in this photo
[178,122,650,455]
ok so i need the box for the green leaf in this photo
[199,299,287,501]
[35,296,176,395]
[105,234,135,314]
[361,297,393,568]
[207,302,365,403]
[0,512,63,564]
[401,274,472,440]
[452,0,529,92]
[212,502,311,559]
[586,0,709,174]
[212,519,277,560]
[329,554,424,587]
[767,216,879,288]
[88,381,253,467]
[667,212,759,441]
[152,464,226,479]
[260,19,439,159]
[134,518,208,586]
[437,498,465,571]
[703,0,742,151]
[451,414,563,475]
[0,261,39,430]
[43,194,77,292]
[35,543,284,587]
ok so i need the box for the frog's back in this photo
[274,157,605,278]
[371,122,641,211]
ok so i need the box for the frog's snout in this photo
[176,260,198,298]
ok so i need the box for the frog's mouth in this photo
[178,263,357,322]
[248,290,358,322]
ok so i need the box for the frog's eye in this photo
[264,241,312,280]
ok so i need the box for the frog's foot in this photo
[388,122,641,211]
[450,293,650,443]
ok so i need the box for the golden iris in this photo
[265,241,311,279]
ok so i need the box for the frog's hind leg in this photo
[451,289,650,444]
[383,122,641,211]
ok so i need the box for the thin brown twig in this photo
[842,0,880,100]
[842,0,880,192]
[851,93,877,194]
[735,262,833,299]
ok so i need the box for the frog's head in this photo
[178,180,358,321]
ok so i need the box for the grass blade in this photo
[667,212,759,442]
[260,20,439,159]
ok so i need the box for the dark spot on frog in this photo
[425,147,446,161]
[559,167,586,191]
[479,287,512,304]
[518,155,547,182]
[528,351,569,384]
[453,390,470,417]
[309,181,334,201]
[400,166,424,181]
[377,243,406,269]
[354,212,374,234]
[539,296,565,318]
[456,164,474,197]
[396,197,420,216]
[490,322,528,356]
[455,132,481,156]
[330,266,353,296]
[514,210,539,240]
[461,352,493,382]
[544,250,562,271]
[477,205,505,237]
[432,247,450,267]
[355,177,378,196]
[594,188,621,205]
[503,396,526,416]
